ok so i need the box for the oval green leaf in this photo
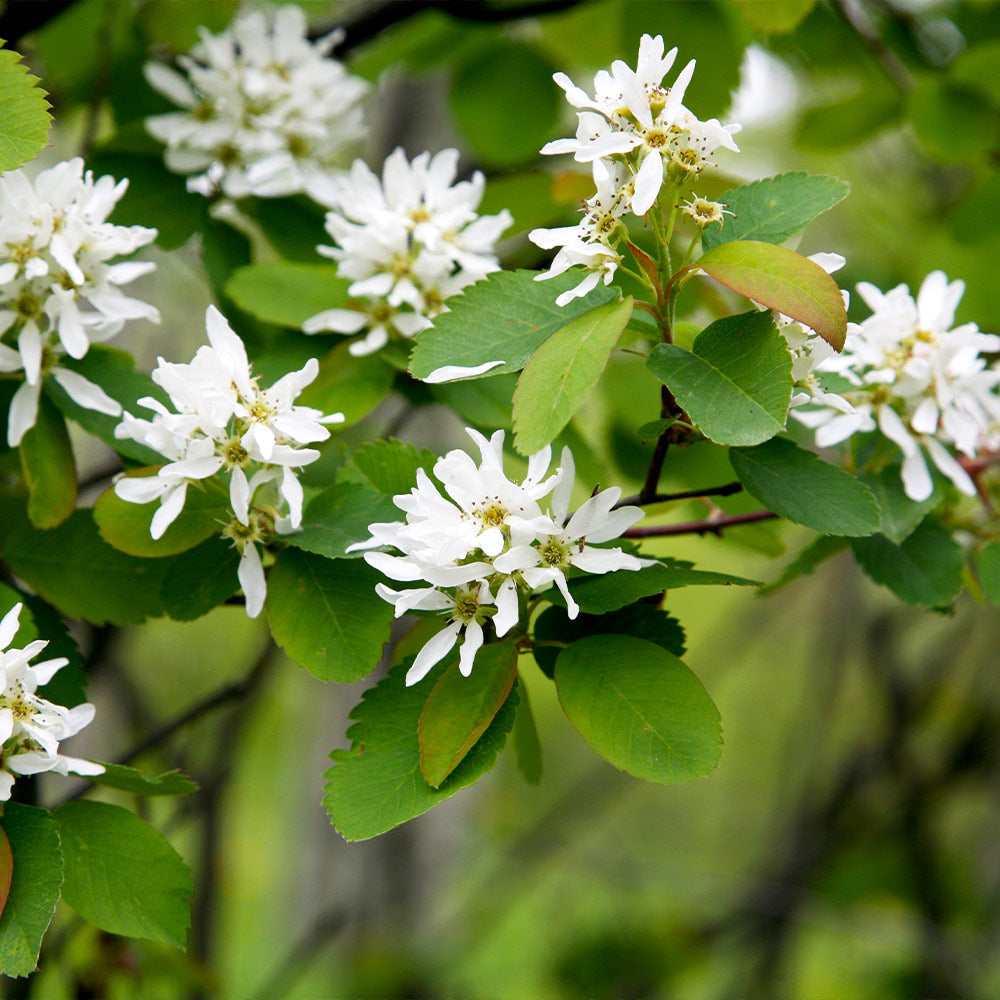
[0,41,51,170]
[20,394,76,529]
[512,297,632,455]
[225,261,349,329]
[0,826,12,921]
[419,641,518,788]
[696,241,847,350]
[555,635,721,783]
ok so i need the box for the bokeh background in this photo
[3,0,1000,996]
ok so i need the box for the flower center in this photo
[476,501,508,528]
[538,538,571,568]
[222,437,251,468]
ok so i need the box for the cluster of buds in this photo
[144,4,368,198]
[114,306,344,616]
[349,429,651,684]
[0,603,103,800]
[530,34,741,304]
[302,148,512,356]
[0,158,159,446]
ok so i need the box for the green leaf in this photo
[89,764,197,798]
[730,437,880,536]
[54,801,192,947]
[760,535,849,594]
[977,540,1000,607]
[909,77,999,163]
[45,346,166,465]
[0,804,62,978]
[795,87,903,151]
[857,466,938,544]
[160,536,240,621]
[547,561,758,616]
[239,195,328,262]
[418,641,518,788]
[647,310,792,446]
[266,549,393,682]
[297,340,395,427]
[19,394,76,529]
[94,474,229,557]
[702,172,850,250]
[323,659,518,841]
[408,269,617,381]
[512,297,633,455]
[555,635,721,782]
[0,41,51,170]
[349,439,439,497]
[285,482,398,559]
[14,592,87,707]
[0,499,168,625]
[201,216,252,307]
[533,602,686,678]
[430,372,518,431]
[225,262,350,329]
[850,519,963,607]
[695,241,848,350]
[450,41,560,167]
[512,681,542,785]
[0,826,10,920]
[733,0,815,33]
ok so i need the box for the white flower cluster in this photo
[349,429,649,685]
[0,158,159,446]
[144,4,367,198]
[796,271,1000,501]
[114,306,344,616]
[302,148,512,356]
[0,603,103,801]
[531,34,741,305]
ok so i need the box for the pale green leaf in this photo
[977,540,1000,607]
[54,801,192,947]
[512,297,633,455]
[555,635,721,782]
[297,340,395,427]
[349,439,439,497]
[19,394,76,529]
[408,269,617,380]
[647,310,792,446]
[224,262,349,329]
[89,764,198,798]
[512,680,542,785]
[0,41,51,170]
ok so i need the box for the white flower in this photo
[351,429,649,683]
[144,4,368,198]
[302,148,511,355]
[798,271,1000,501]
[114,306,344,616]
[0,602,103,799]
[0,158,159,445]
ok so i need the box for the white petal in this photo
[631,151,663,216]
[406,620,461,685]
[458,620,484,676]
[238,543,267,618]
[51,367,121,416]
[423,360,505,383]
[7,379,40,447]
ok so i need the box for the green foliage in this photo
[795,85,904,151]
[450,41,560,167]
[418,641,518,787]
[730,437,881,536]
[159,536,240,621]
[976,540,1000,606]
[324,659,518,841]
[733,0,815,34]
[760,535,850,594]
[90,764,198,797]
[702,173,850,250]
[239,195,328,262]
[0,825,10,918]
[512,297,633,455]
[533,603,686,678]
[0,805,62,978]
[225,262,349,329]
[297,341,395,427]
[851,519,964,607]
[94,475,229,557]
[348,439,439,497]
[54,801,192,947]
[0,40,51,170]
[695,241,848,350]
[19,396,76,529]
[554,635,722,782]
[266,549,393,682]
[286,483,398,559]
[512,681,543,785]
[0,500,167,626]
[647,311,792,446]
[857,467,938,544]
[408,270,617,381]
[908,77,999,163]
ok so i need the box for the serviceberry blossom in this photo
[349,428,649,685]
[795,271,1000,502]
[531,34,740,305]
[0,158,159,446]
[0,602,103,800]
[302,148,512,356]
[144,4,368,198]
[114,306,344,617]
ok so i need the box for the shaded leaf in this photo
[286,482,398,559]
[512,680,543,785]
[89,764,197,798]
[349,439,439,497]
[857,466,938,544]
[0,827,11,920]
[225,262,349,329]
[297,339,395,427]
[19,394,76,529]
[760,535,849,594]
[160,535,240,621]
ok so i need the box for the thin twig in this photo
[616,482,743,509]
[834,0,914,91]
[623,509,777,538]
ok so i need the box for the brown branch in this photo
[616,481,743,509]
[834,0,914,91]
[623,509,778,538]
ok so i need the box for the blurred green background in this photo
[5,0,1000,996]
